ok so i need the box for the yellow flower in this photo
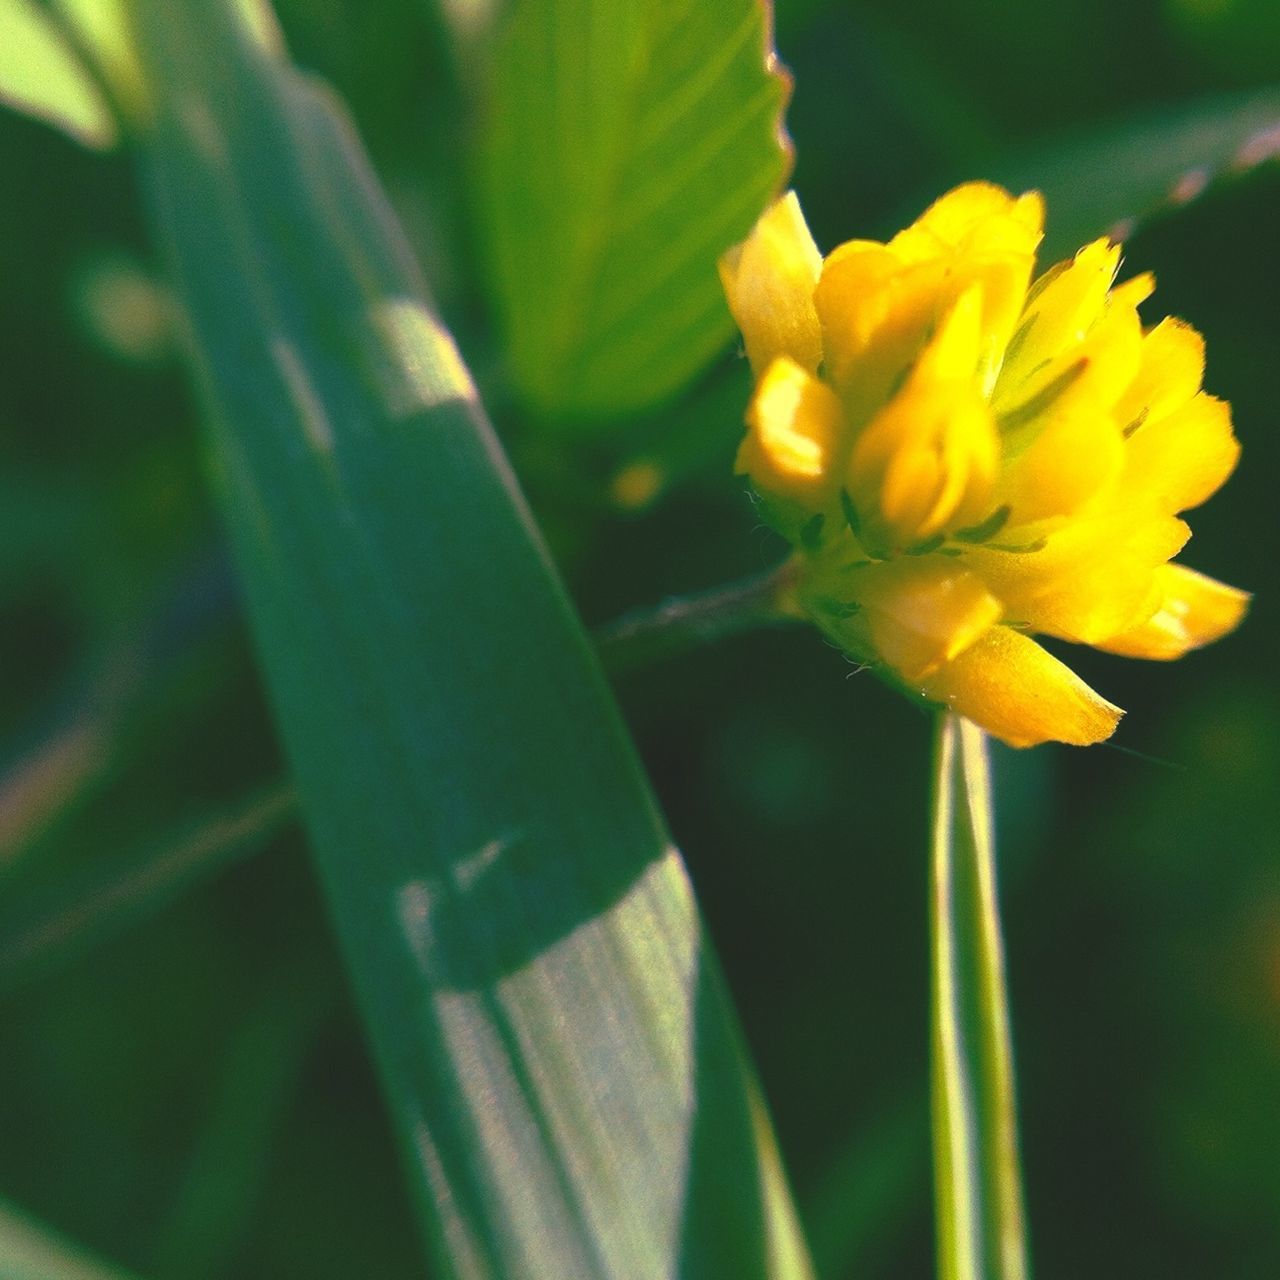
[720,184,1247,747]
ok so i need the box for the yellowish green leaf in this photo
[0,0,116,147]
[481,0,793,420]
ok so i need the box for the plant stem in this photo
[929,712,1029,1280]
[593,557,802,674]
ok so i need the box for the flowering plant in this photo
[2,2,1269,1277]
[722,183,1247,746]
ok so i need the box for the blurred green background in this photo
[1,0,1277,1276]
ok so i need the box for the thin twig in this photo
[0,783,297,992]
[594,557,803,674]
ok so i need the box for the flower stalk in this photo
[593,558,803,673]
[930,712,1029,1280]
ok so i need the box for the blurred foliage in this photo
[0,0,1277,1277]
[0,1,117,149]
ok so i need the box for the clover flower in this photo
[720,183,1247,747]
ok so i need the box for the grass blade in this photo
[930,712,1028,1280]
[121,2,811,1275]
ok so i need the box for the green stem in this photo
[929,712,1029,1280]
[0,782,295,993]
[593,557,802,674]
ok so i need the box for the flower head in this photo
[720,184,1247,747]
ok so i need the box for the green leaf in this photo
[992,87,1280,261]
[929,713,1029,1280]
[53,0,148,109]
[122,1,812,1276]
[0,1198,143,1280]
[0,0,116,147]
[480,0,792,420]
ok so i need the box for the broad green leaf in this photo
[930,714,1028,1280]
[0,0,116,147]
[122,1,812,1276]
[992,87,1280,261]
[0,1197,143,1280]
[480,0,792,420]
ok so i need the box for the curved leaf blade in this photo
[992,87,1280,260]
[122,1,812,1276]
[480,0,792,420]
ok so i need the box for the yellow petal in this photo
[918,625,1123,747]
[1108,270,1156,313]
[889,182,1043,262]
[965,512,1191,643]
[996,288,1144,445]
[969,246,1044,386]
[738,356,844,506]
[898,186,1044,387]
[1120,391,1239,513]
[719,192,823,376]
[1094,564,1250,659]
[815,243,941,411]
[913,283,984,383]
[995,239,1120,404]
[1112,317,1205,432]
[848,366,998,547]
[859,562,1003,681]
[1011,191,1046,236]
[997,402,1124,523]
[817,186,1040,408]
[1079,296,1146,407]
